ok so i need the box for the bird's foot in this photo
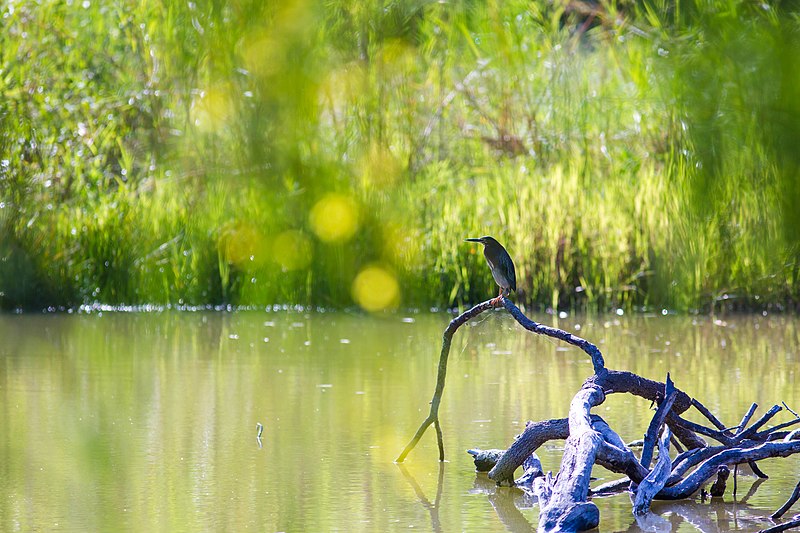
[490,295,503,307]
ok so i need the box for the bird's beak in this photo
[465,238,481,242]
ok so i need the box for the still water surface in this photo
[1,310,799,532]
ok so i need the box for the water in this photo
[1,310,799,532]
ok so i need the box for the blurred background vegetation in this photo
[1,0,798,312]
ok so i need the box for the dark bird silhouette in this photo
[465,236,517,303]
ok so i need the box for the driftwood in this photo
[760,516,800,533]
[396,300,497,462]
[396,296,800,531]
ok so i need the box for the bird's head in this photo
[465,236,499,247]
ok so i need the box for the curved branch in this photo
[501,299,605,373]
[487,418,570,484]
[395,299,496,462]
[397,296,608,463]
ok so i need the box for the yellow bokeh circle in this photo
[191,87,232,131]
[352,266,400,312]
[220,223,268,267]
[309,193,359,243]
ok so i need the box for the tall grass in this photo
[1,0,798,312]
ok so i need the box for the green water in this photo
[1,310,799,532]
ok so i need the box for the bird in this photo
[465,236,517,304]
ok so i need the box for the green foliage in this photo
[1,0,798,311]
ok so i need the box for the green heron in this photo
[466,236,517,303]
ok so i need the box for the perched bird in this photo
[465,236,517,302]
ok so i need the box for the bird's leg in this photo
[490,289,503,307]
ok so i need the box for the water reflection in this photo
[0,311,798,531]
[397,463,444,533]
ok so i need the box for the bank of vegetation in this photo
[1,0,799,312]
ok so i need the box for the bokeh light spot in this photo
[220,223,268,267]
[272,230,312,271]
[352,266,400,312]
[190,87,233,131]
[319,62,366,108]
[241,33,281,78]
[309,193,359,243]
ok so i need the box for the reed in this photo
[1,0,798,312]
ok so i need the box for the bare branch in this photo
[735,403,759,436]
[738,405,783,441]
[501,299,605,373]
[783,402,799,418]
[691,398,728,431]
[640,373,677,469]
[759,516,800,533]
[634,427,672,515]
[396,299,496,462]
[488,418,570,484]
[668,412,733,445]
[756,417,800,439]
[658,440,800,500]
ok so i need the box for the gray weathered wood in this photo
[691,398,728,431]
[489,370,704,484]
[759,516,800,533]
[404,295,800,530]
[467,448,506,472]
[658,440,800,499]
[737,405,783,441]
[488,418,571,485]
[596,440,650,484]
[515,453,544,486]
[590,477,631,496]
[735,403,759,436]
[501,299,605,374]
[709,465,730,497]
[537,385,605,532]
[633,427,672,516]
[640,374,677,470]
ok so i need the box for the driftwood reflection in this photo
[473,470,774,533]
[397,463,445,533]
[469,472,536,533]
[640,496,774,532]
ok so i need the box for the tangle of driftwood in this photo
[396,297,800,532]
